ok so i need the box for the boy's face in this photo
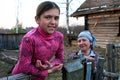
[35,8,59,34]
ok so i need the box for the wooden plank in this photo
[96,38,114,41]
[96,42,110,48]
[115,40,120,43]
[96,42,108,45]
[0,52,17,64]
[89,25,118,28]
[103,71,120,79]
[91,31,118,34]
[0,34,24,49]
[96,37,115,41]
[89,24,119,28]
[113,43,120,47]
[94,34,117,37]
[96,40,115,43]
[88,20,119,24]
[106,44,116,72]
[88,17,118,21]
[97,39,115,44]
[95,24,118,27]
[96,44,106,48]
[91,29,118,32]
[89,16,118,20]
[89,13,120,19]
[0,73,31,80]
[95,57,105,80]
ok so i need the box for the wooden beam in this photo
[0,73,36,80]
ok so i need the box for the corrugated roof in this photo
[71,0,120,17]
[80,0,120,8]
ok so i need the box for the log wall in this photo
[88,11,120,48]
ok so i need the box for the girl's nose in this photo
[50,18,56,24]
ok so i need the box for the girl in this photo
[12,1,64,80]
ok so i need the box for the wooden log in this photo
[113,43,120,48]
[0,73,36,80]
[106,44,115,72]
[0,52,17,64]
[89,13,120,19]
[90,24,119,27]
[95,57,105,80]
[103,71,120,79]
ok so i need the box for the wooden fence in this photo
[0,33,25,49]
[106,43,120,80]
[0,73,35,80]
[0,43,120,80]
[0,57,120,80]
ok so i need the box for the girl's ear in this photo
[35,16,38,21]
[35,16,40,24]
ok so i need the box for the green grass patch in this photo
[46,72,62,80]
[0,61,13,77]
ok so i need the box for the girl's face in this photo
[77,37,92,51]
[35,8,59,34]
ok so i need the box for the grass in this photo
[46,72,62,80]
[0,61,13,77]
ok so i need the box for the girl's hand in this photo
[48,63,63,73]
[45,61,53,69]
[35,60,52,70]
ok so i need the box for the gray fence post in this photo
[106,44,115,73]
[106,43,120,80]
[107,44,115,80]
[95,57,105,80]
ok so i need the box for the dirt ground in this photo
[0,41,106,78]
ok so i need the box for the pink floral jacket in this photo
[12,26,64,80]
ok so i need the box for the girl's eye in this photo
[54,16,59,20]
[44,16,51,19]
[44,15,59,20]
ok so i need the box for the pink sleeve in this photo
[51,35,64,66]
[17,37,48,77]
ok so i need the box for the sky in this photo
[0,0,85,29]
